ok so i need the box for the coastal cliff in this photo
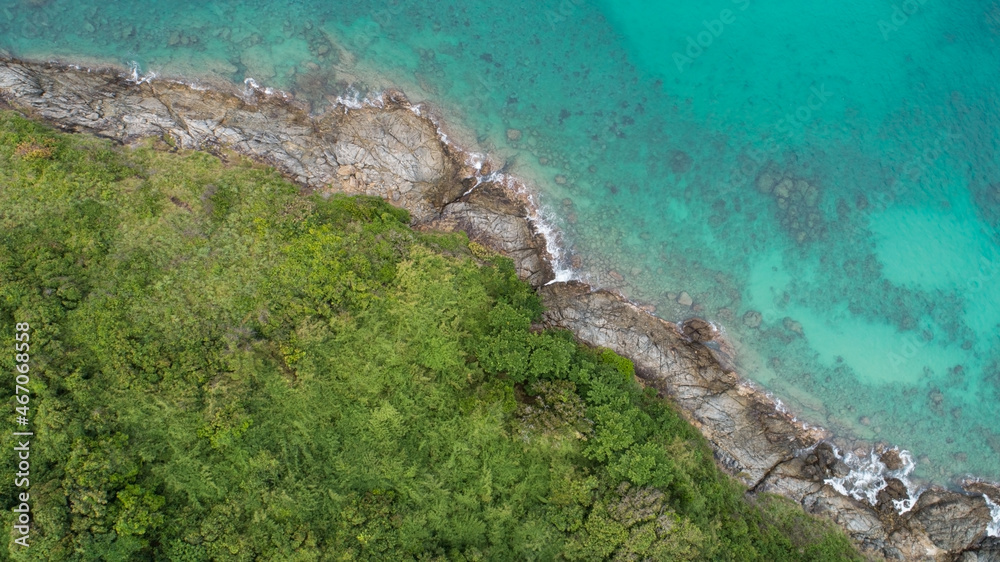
[1,58,997,561]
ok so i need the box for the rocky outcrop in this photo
[2,58,997,560]
[0,58,553,284]
[422,179,554,286]
[539,281,823,487]
[539,281,998,560]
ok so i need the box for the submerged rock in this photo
[677,291,693,307]
[755,168,825,244]
[669,149,692,173]
[782,316,804,335]
[756,169,781,193]
[743,310,763,328]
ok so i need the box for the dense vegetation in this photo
[0,111,860,560]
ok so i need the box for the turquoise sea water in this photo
[2,0,999,487]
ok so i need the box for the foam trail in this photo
[331,85,388,113]
[241,77,282,98]
[986,494,1000,537]
[528,204,575,283]
[335,86,365,110]
[825,447,919,513]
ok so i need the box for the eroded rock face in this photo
[911,491,992,554]
[681,318,715,343]
[2,58,997,561]
[422,180,554,286]
[957,538,1000,562]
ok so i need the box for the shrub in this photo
[14,136,56,160]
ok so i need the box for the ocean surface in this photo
[2,0,999,489]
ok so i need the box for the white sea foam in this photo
[459,152,490,195]
[528,205,575,283]
[125,60,157,85]
[243,77,260,95]
[756,389,814,429]
[335,86,365,111]
[499,178,578,284]
[825,446,920,512]
[240,77,283,99]
[985,494,1000,537]
[772,397,789,416]
[334,86,387,113]
[368,91,386,108]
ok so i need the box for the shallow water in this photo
[2,0,999,486]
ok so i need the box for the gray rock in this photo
[957,538,1000,562]
[681,318,714,343]
[422,180,554,286]
[911,491,991,554]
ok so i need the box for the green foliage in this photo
[0,112,860,561]
[598,347,635,381]
[468,240,496,260]
[114,485,166,538]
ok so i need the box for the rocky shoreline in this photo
[1,58,997,561]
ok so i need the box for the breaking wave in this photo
[125,60,156,85]
[825,446,919,513]
[986,494,1000,538]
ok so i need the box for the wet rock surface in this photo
[2,58,997,561]
[911,491,992,555]
[681,317,715,343]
